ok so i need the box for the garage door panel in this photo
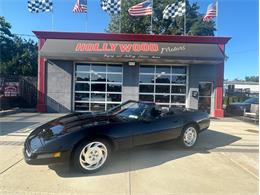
[74,63,123,112]
[139,65,187,108]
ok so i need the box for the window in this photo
[74,63,123,112]
[139,65,187,107]
[140,85,154,93]
[75,83,89,91]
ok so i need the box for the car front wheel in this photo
[179,125,198,148]
[73,139,111,173]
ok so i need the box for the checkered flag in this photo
[163,1,186,20]
[28,0,53,13]
[100,0,121,15]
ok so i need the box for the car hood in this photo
[28,112,115,141]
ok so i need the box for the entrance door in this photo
[198,82,213,114]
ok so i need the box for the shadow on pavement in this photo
[49,129,241,177]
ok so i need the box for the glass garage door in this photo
[74,63,123,112]
[139,65,187,107]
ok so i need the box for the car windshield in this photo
[109,101,151,120]
[243,98,259,104]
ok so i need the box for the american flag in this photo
[203,2,217,22]
[73,0,87,13]
[128,0,152,16]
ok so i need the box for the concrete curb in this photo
[0,108,37,117]
[0,108,21,117]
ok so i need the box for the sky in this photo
[0,0,259,80]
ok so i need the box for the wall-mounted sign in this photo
[40,39,224,62]
[75,42,160,53]
[3,82,19,97]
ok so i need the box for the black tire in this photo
[178,124,198,148]
[73,139,111,173]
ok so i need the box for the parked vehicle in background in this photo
[23,100,210,173]
[243,104,259,123]
[225,97,259,116]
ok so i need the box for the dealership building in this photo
[34,31,230,117]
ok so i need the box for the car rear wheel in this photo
[73,139,111,173]
[179,125,198,148]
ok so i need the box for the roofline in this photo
[33,31,231,44]
[224,81,259,85]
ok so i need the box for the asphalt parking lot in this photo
[0,112,258,195]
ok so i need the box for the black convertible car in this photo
[24,100,210,173]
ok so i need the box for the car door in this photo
[131,114,183,146]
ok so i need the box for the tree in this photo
[245,76,259,82]
[0,17,15,65]
[107,0,215,35]
[0,16,38,76]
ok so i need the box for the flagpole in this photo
[119,0,122,33]
[216,0,218,36]
[183,0,186,35]
[51,10,54,31]
[150,0,153,34]
[184,13,186,35]
[119,15,121,33]
[85,12,88,32]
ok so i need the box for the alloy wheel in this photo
[183,126,197,147]
[79,141,108,171]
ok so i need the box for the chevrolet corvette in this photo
[24,100,210,173]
